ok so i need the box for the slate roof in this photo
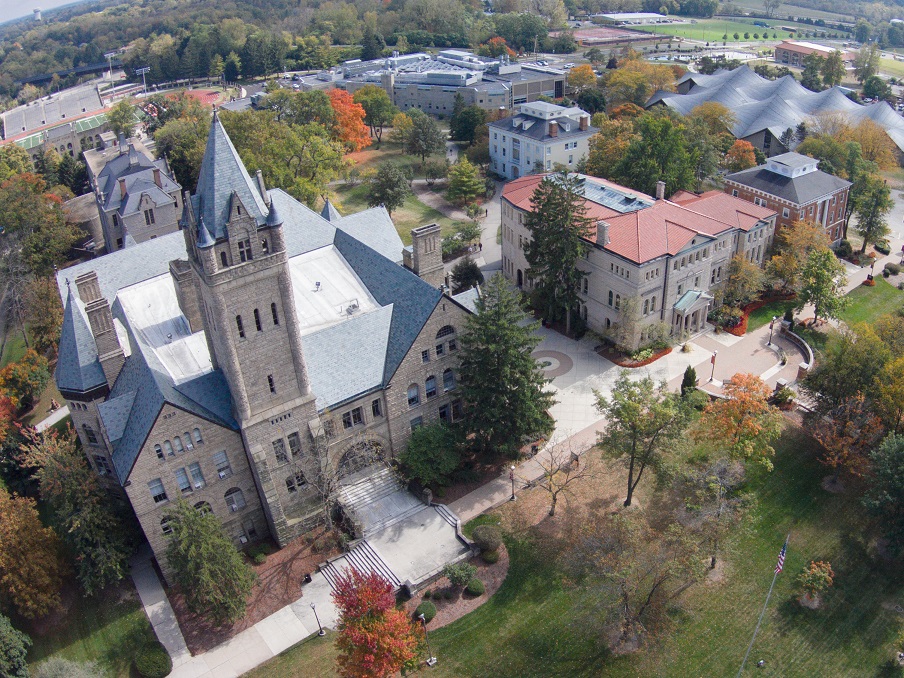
[55,286,106,394]
[488,113,596,142]
[726,164,852,205]
[96,144,180,217]
[647,65,904,153]
[193,112,269,240]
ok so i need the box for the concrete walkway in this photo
[34,405,70,432]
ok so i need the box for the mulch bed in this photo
[596,344,673,367]
[167,527,341,654]
[717,293,797,337]
[403,547,510,630]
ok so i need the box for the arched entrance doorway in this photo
[337,439,387,481]
[516,269,523,287]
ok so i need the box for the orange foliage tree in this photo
[567,64,597,91]
[724,139,757,172]
[0,487,65,618]
[328,89,372,152]
[333,567,422,678]
[700,373,783,470]
[0,396,13,445]
[811,393,884,481]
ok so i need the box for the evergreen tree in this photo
[523,171,593,335]
[800,53,824,92]
[459,274,555,457]
[446,157,483,204]
[223,52,241,82]
[165,500,255,625]
[779,127,795,151]
[366,163,411,216]
[450,257,484,292]
[681,364,697,396]
[405,110,445,165]
[821,50,845,87]
[360,28,386,62]
[0,614,30,678]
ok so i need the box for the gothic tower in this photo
[179,112,321,544]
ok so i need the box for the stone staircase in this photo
[338,466,402,507]
[319,539,401,592]
[338,466,425,536]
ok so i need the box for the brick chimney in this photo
[74,271,125,387]
[548,120,558,137]
[579,115,589,131]
[152,167,161,187]
[169,260,204,333]
[656,180,666,200]
[118,177,127,199]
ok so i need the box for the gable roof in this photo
[193,112,269,240]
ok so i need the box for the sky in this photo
[0,0,91,26]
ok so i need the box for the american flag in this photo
[774,540,787,574]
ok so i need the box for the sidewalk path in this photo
[34,406,70,432]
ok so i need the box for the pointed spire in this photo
[195,112,268,241]
[197,216,216,249]
[320,198,341,222]
[56,286,106,393]
[266,199,282,228]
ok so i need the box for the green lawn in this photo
[630,18,844,43]
[747,299,797,332]
[331,184,470,246]
[245,631,339,678]
[248,426,904,677]
[839,277,904,327]
[25,584,155,677]
[879,57,904,79]
[0,328,29,368]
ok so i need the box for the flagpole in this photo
[736,533,790,678]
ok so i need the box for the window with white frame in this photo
[175,468,192,494]
[189,462,205,489]
[213,451,232,479]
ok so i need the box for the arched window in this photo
[425,376,437,398]
[443,368,455,391]
[407,384,420,407]
[271,302,279,325]
[643,299,649,315]
[254,308,262,332]
[193,428,203,445]
[436,325,456,339]
[650,297,656,312]
[608,290,613,306]
[194,501,212,515]
[163,440,174,456]
[236,315,245,338]
[173,436,184,454]
[225,488,246,512]
[615,294,621,310]
[183,432,193,450]
[220,251,228,268]
[161,517,173,535]
[155,444,164,460]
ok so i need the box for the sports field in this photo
[631,17,849,43]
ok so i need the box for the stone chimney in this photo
[579,115,589,131]
[596,220,610,246]
[153,167,161,187]
[75,271,125,387]
[169,260,204,333]
[407,223,444,288]
[118,177,127,199]
[548,121,558,137]
[656,180,666,200]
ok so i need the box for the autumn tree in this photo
[0,144,30,182]
[534,437,594,516]
[0,613,30,678]
[446,157,483,204]
[811,394,883,483]
[388,112,413,145]
[796,247,848,323]
[689,102,736,135]
[165,500,255,624]
[874,355,904,433]
[0,487,64,618]
[724,139,757,172]
[722,254,765,308]
[863,433,904,555]
[595,371,689,507]
[328,88,371,152]
[366,163,411,216]
[766,220,830,293]
[849,120,897,170]
[0,349,50,411]
[583,117,637,180]
[821,51,846,87]
[852,172,893,253]
[798,561,834,601]
[24,277,64,355]
[700,373,783,470]
[459,274,555,457]
[405,110,445,165]
[523,171,594,335]
[353,85,396,143]
[20,427,133,595]
[567,64,597,91]
[333,567,422,678]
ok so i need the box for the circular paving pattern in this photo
[531,350,574,378]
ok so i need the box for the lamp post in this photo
[104,51,116,83]
[419,613,437,666]
[136,66,150,97]
[709,350,718,382]
[509,465,516,501]
[768,316,777,346]
[311,602,325,636]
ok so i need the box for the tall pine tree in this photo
[523,171,593,335]
[459,274,556,457]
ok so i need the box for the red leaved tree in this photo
[328,89,372,152]
[811,393,884,482]
[724,139,757,172]
[332,567,422,678]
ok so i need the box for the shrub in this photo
[630,348,654,362]
[885,262,902,276]
[836,240,853,259]
[482,549,500,564]
[772,386,795,407]
[783,307,794,323]
[876,240,891,255]
[415,600,437,622]
[443,562,478,588]
[252,552,267,565]
[35,658,105,678]
[400,423,461,487]
[422,589,431,599]
[471,525,502,552]
[443,589,454,599]
[135,641,172,678]
[465,577,485,596]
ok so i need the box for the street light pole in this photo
[509,465,516,501]
[311,602,325,636]
[419,614,437,666]
[104,51,116,83]
[768,316,777,346]
[136,66,150,97]
[709,350,718,382]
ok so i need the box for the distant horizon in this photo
[0,0,91,26]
